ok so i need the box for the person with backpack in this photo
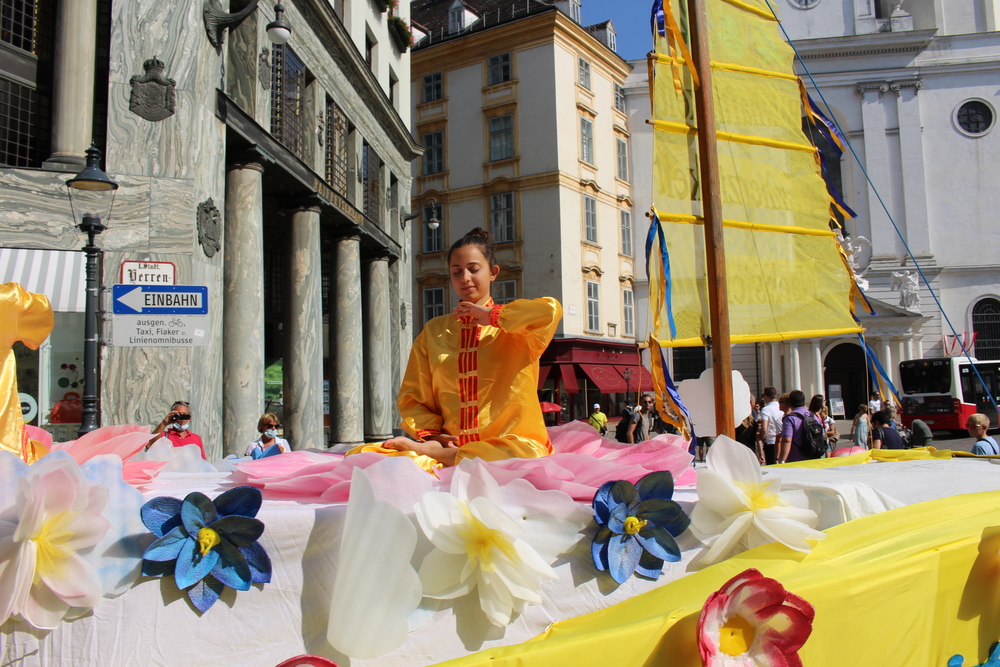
[615,400,636,443]
[777,390,826,463]
[967,413,999,455]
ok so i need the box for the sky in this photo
[582,0,654,62]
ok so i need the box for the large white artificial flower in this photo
[690,437,825,568]
[0,453,111,629]
[414,458,590,627]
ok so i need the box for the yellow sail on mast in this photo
[648,0,862,348]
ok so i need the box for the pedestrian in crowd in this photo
[245,412,290,457]
[588,403,608,436]
[967,413,999,455]
[909,419,933,447]
[149,400,206,459]
[869,391,882,414]
[777,390,814,464]
[809,395,838,450]
[757,386,783,465]
[627,393,663,444]
[871,409,904,449]
[735,396,759,454]
[850,404,871,450]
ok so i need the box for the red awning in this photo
[579,364,628,393]
[537,364,552,390]
[558,363,579,394]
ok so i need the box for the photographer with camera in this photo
[149,400,206,459]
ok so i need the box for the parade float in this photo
[2,0,1000,666]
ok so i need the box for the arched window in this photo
[972,298,1000,360]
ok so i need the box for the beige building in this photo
[409,0,647,422]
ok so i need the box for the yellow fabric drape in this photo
[352,298,561,467]
[0,283,54,462]
[648,0,862,348]
[433,487,1000,666]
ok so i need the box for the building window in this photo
[488,53,511,86]
[569,0,581,22]
[578,58,591,89]
[0,0,54,168]
[422,72,442,102]
[973,298,1000,360]
[580,117,594,164]
[616,138,628,181]
[586,281,601,332]
[623,289,634,337]
[365,34,374,70]
[614,83,626,112]
[607,28,617,52]
[324,97,348,194]
[584,195,598,243]
[490,192,515,242]
[489,114,514,161]
[620,209,633,256]
[423,204,444,253]
[495,280,517,304]
[423,287,446,325]
[422,130,443,174]
[956,100,994,136]
[362,142,382,224]
[673,347,707,381]
[448,3,464,33]
[271,43,308,161]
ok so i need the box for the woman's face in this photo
[450,245,498,305]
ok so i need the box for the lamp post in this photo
[66,145,118,437]
[624,367,632,402]
[401,197,440,230]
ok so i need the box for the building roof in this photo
[411,0,558,48]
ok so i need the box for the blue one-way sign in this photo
[112,285,209,315]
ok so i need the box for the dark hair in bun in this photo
[448,227,496,267]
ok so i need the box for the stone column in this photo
[812,339,824,397]
[364,255,393,440]
[771,342,783,392]
[890,337,906,388]
[876,337,893,385]
[857,84,896,259]
[895,83,930,256]
[331,235,365,445]
[44,0,98,169]
[223,160,265,456]
[283,203,325,450]
[761,342,773,389]
[787,341,802,393]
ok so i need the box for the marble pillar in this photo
[284,204,325,450]
[44,0,98,169]
[811,339,824,397]
[761,343,773,389]
[859,88,896,258]
[770,342,783,392]
[876,337,893,385]
[332,235,365,445]
[890,337,906,387]
[787,341,802,393]
[364,256,393,440]
[223,161,265,456]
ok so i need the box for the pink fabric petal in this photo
[122,460,167,486]
[52,424,150,452]
[24,425,52,449]
[21,576,73,630]
[37,549,103,604]
[61,513,110,550]
[61,431,155,465]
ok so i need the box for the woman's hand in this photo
[453,301,492,325]
[381,436,460,466]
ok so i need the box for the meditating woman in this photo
[358,228,561,471]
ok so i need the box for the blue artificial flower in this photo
[140,486,272,613]
[591,471,690,584]
[949,642,1000,667]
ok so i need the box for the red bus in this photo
[898,358,1000,432]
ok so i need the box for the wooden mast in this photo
[687,0,735,438]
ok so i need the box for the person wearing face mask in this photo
[245,413,290,457]
[150,400,206,459]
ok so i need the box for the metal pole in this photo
[687,0,734,438]
[77,214,105,437]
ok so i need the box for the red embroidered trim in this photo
[489,303,504,328]
[415,429,442,442]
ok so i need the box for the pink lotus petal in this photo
[23,426,52,449]
[122,460,167,486]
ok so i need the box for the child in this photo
[850,404,870,450]
[967,413,999,455]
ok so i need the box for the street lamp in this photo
[66,145,118,437]
[400,197,440,230]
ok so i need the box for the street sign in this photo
[120,260,176,285]
[112,284,208,315]
[112,315,209,347]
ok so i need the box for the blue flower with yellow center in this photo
[591,471,690,584]
[140,486,271,613]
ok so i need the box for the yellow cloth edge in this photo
[654,53,798,82]
[653,326,865,348]
[651,119,818,154]
[769,447,955,469]
[653,210,839,238]
[432,488,1000,666]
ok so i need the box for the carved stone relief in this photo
[197,198,222,258]
[258,46,271,90]
[129,57,177,122]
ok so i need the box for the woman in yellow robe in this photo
[355,228,561,470]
